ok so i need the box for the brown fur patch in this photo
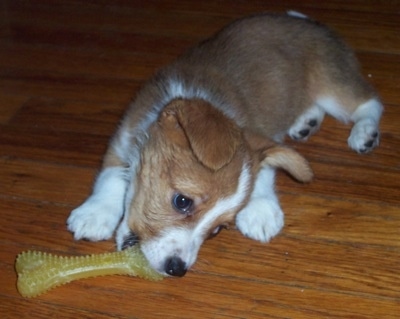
[164,99,242,170]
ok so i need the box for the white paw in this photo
[236,198,284,242]
[348,118,379,153]
[288,105,324,141]
[67,195,122,241]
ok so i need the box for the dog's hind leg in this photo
[347,98,383,153]
[315,94,383,153]
[288,103,325,141]
[289,29,384,153]
[289,71,382,153]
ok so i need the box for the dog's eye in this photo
[172,194,193,214]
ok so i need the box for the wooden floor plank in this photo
[0,44,172,81]
[0,296,128,319]
[7,97,125,134]
[101,0,400,15]
[0,158,96,204]
[0,68,139,103]
[0,126,108,166]
[6,0,400,54]
[0,92,27,124]
[280,193,400,247]
[6,25,192,59]
[1,1,399,318]
[278,161,400,204]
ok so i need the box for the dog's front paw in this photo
[67,196,121,241]
[236,198,284,242]
[348,118,379,153]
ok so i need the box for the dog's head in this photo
[125,99,312,276]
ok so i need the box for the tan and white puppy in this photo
[67,13,382,277]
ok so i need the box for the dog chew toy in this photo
[15,246,164,298]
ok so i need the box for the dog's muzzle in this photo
[165,256,187,277]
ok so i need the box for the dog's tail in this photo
[262,146,313,183]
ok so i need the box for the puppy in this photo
[67,12,382,277]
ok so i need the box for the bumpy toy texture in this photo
[15,246,163,298]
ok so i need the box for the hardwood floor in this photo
[1,1,399,318]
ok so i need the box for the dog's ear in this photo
[158,104,190,149]
[244,131,313,182]
[161,99,241,170]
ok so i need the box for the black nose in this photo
[165,257,187,277]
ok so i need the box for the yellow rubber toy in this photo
[15,246,163,298]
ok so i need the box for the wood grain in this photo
[1,1,399,318]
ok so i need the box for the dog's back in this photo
[152,13,378,142]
